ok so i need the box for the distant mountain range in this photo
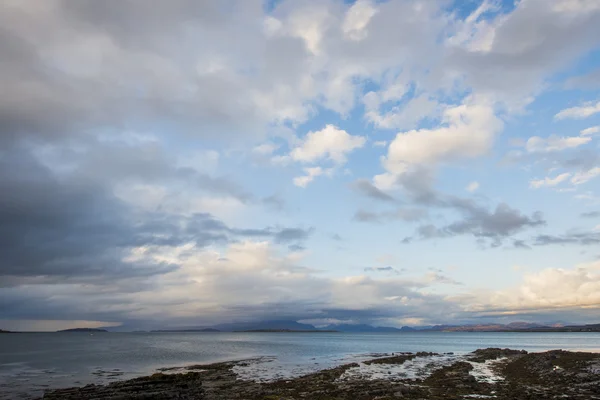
[79,320,600,333]
[57,328,108,332]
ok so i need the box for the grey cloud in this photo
[288,244,306,252]
[351,179,397,202]
[0,0,300,150]
[580,211,600,218]
[331,234,343,241]
[0,146,310,283]
[353,208,428,224]
[262,194,285,211]
[412,202,545,246]
[274,227,315,244]
[364,266,404,274]
[512,240,532,250]
[444,0,600,103]
[533,232,600,246]
[566,68,600,90]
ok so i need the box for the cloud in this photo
[342,0,378,41]
[571,167,600,185]
[555,100,600,120]
[353,208,428,224]
[445,0,600,109]
[2,239,462,328]
[581,126,600,136]
[293,166,329,188]
[364,266,402,275]
[372,140,387,147]
[374,101,503,190]
[273,227,314,244]
[351,179,396,202]
[290,125,366,164]
[580,211,600,218]
[425,272,462,286]
[365,94,440,130]
[414,202,545,245]
[469,260,600,317]
[533,231,600,246]
[566,68,600,90]
[529,172,571,189]
[262,194,285,211]
[525,135,591,153]
[466,181,480,192]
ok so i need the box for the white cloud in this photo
[571,167,600,185]
[471,261,600,314]
[555,101,600,120]
[342,0,378,41]
[581,126,600,136]
[252,142,280,156]
[293,166,330,188]
[466,181,480,192]
[372,140,388,147]
[365,94,440,130]
[525,135,591,153]
[529,172,571,189]
[290,125,366,164]
[375,102,503,190]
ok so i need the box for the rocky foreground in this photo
[43,348,600,399]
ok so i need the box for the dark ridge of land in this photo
[152,328,221,333]
[237,329,339,333]
[42,348,600,399]
[0,329,12,333]
[427,322,600,332]
[57,328,108,332]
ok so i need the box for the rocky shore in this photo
[43,348,600,399]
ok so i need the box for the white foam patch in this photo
[338,354,460,381]
[467,358,506,383]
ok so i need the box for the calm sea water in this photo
[2,331,600,399]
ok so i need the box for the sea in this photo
[2,331,600,399]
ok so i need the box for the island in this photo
[151,328,221,333]
[237,329,339,333]
[57,328,108,333]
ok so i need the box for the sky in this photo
[1,0,600,332]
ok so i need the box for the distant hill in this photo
[0,329,12,333]
[213,320,318,332]
[57,328,108,332]
[152,328,220,333]
[239,329,338,333]
[119,320,600,333]
[425,322,600,332]
[322,324,406,332]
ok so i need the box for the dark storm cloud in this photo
[0,146,312,281]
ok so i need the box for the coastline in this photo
[42,348,600,399]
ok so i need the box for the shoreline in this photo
[42,348,600,399]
